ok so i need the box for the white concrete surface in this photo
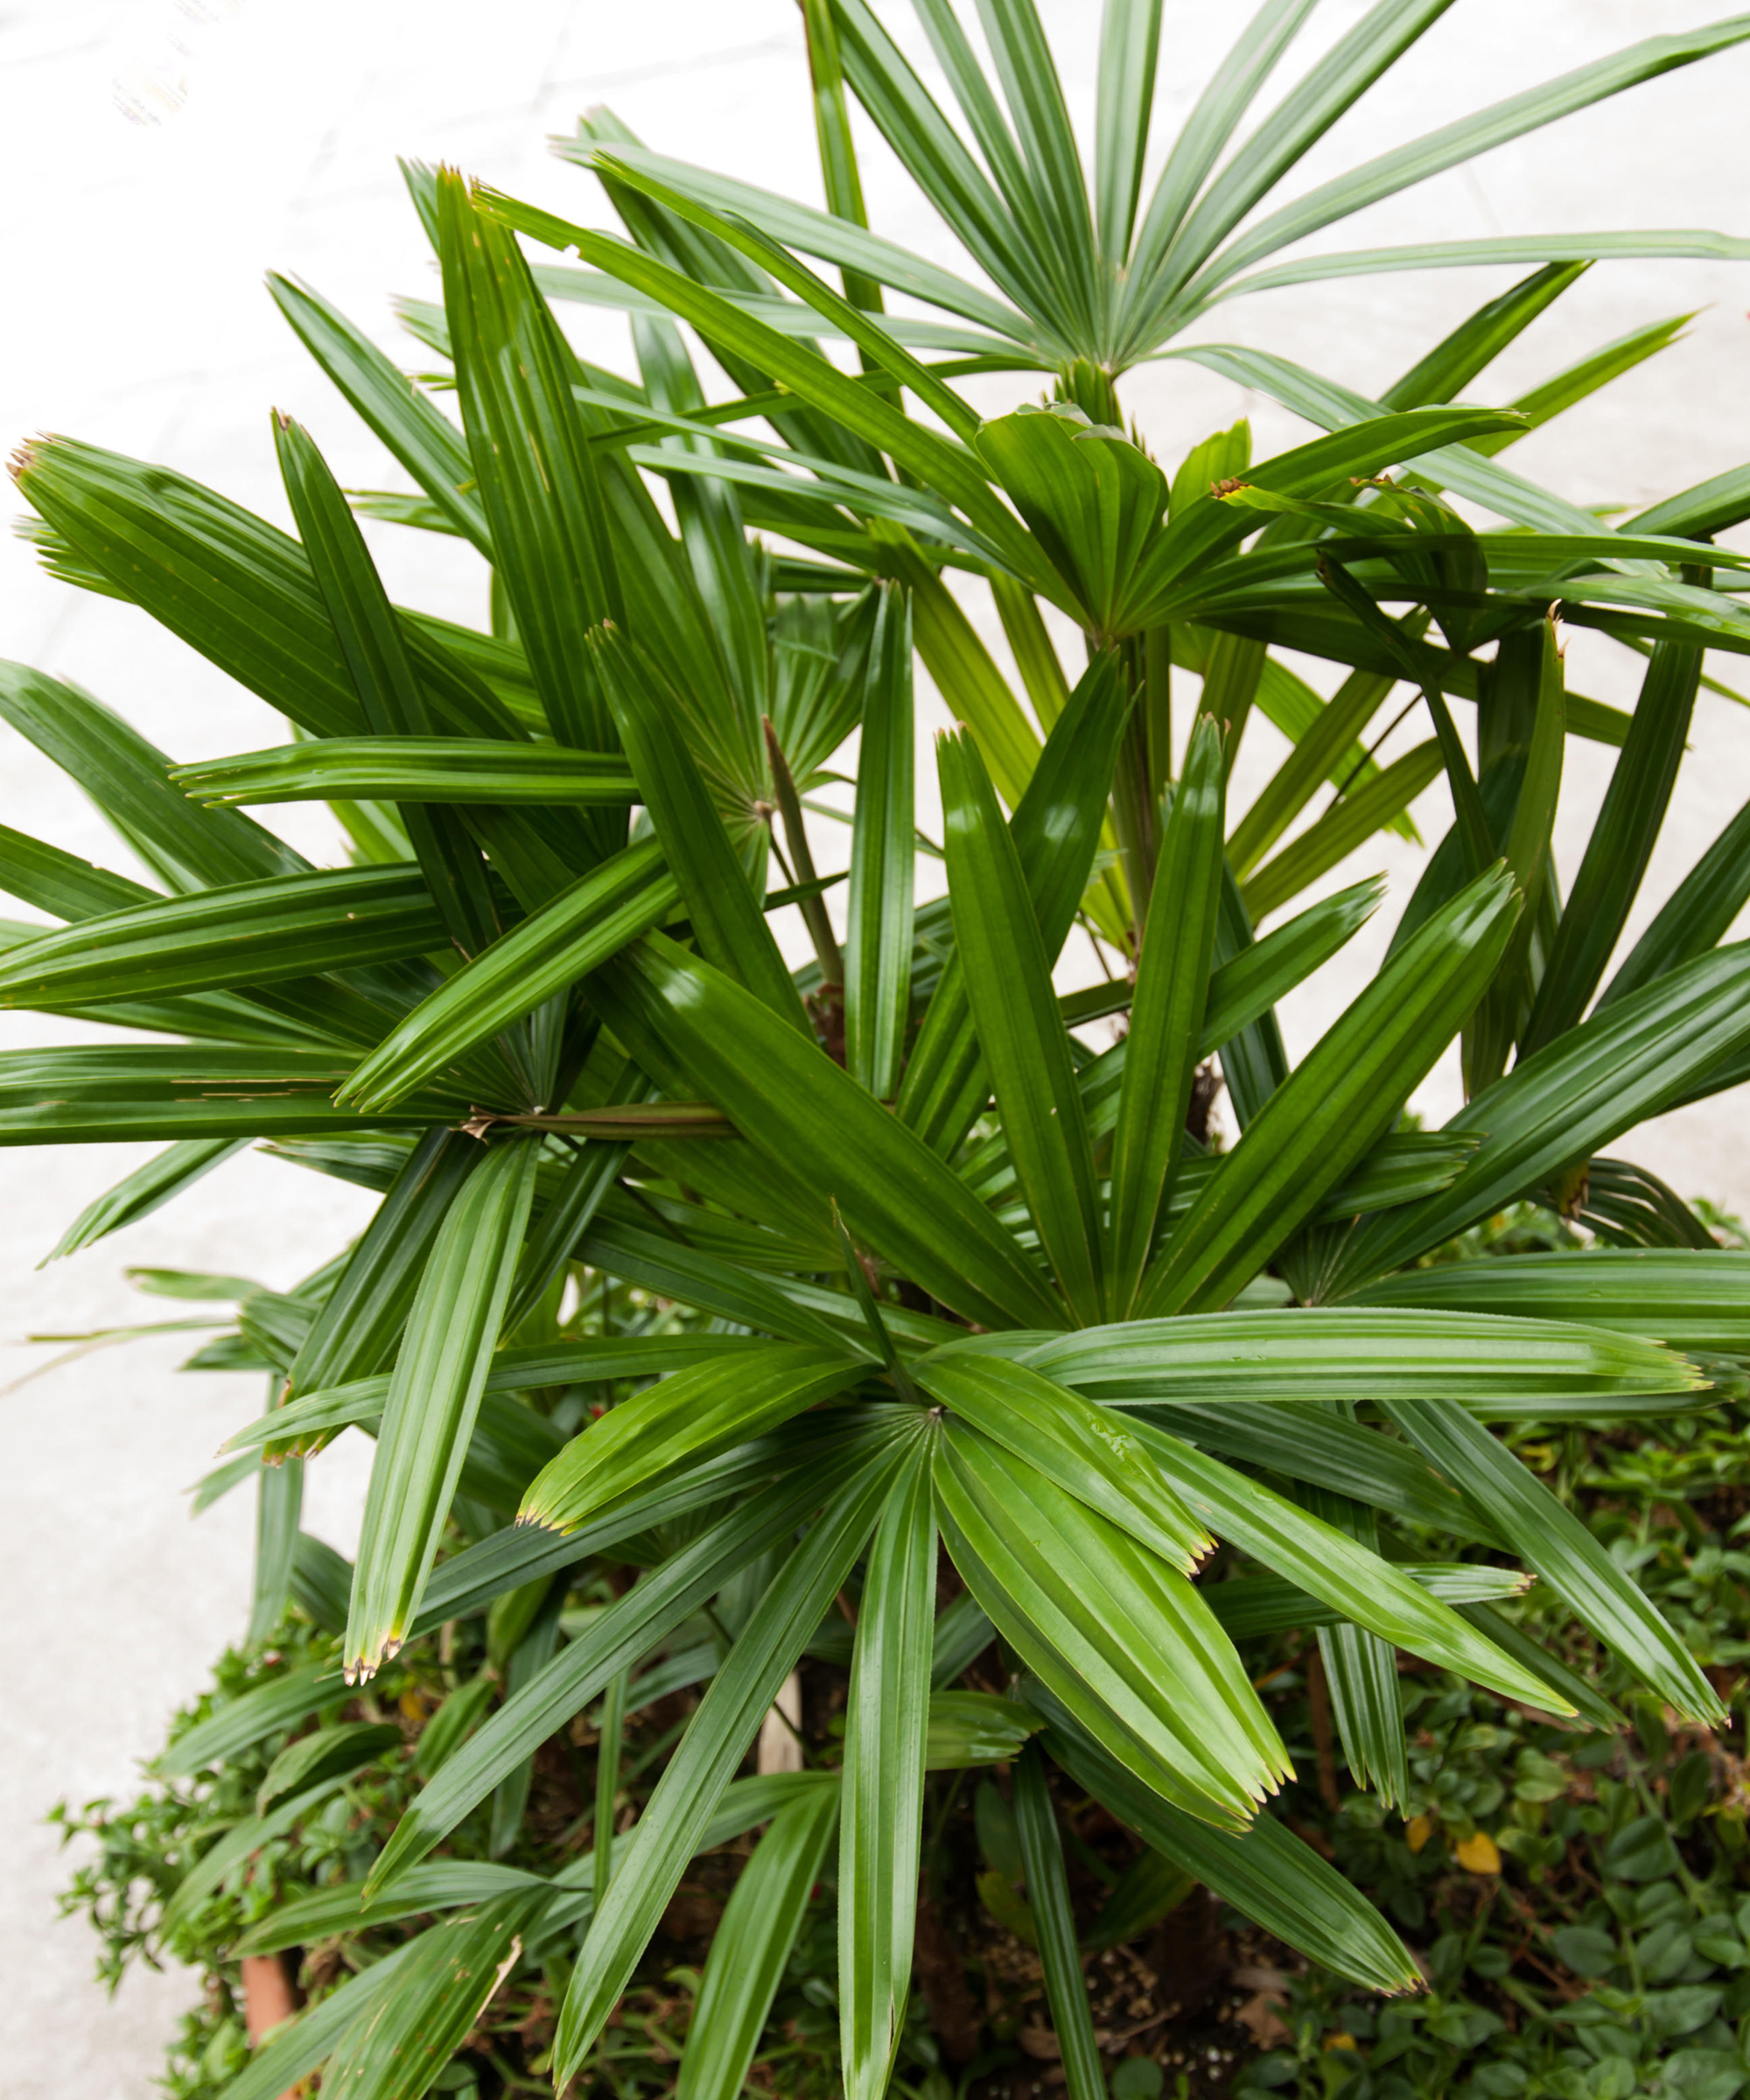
[2,4,1749,2090]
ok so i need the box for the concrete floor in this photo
[2,3,1749,2089]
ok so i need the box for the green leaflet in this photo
[256,1721,400,1815]
[992,575,1071,730]
[974,401,1167,635]
[839,1456,934,2100]
[844,583,914,1097]
[930,1590,998,1689]
[0,660,307,890]
[1349,1250,1750,1354]
[1205,1564,1528,1641]
[1466,308,1695,460]
[368,1438,882,1890]
[933,1418,1285,1829]
[0,866,444,1007]
[319,1889,546,2100]
[835,4,1070,328]
[592,624,807,1030]
[1094,0,1165,262]
[1032,1683,1419,1996]
[1242,741,1443,924]
[1630,461,1750,542]
[940,729,1102,1322]
[1141,1400,1497,1544]
[1128,1422,1568,1712]
[916,1352,1208,1573]
[1383,260,1591,411]
[248,1451,303,1643]
[1058,872,1382,1035]
[1171,342,1616,549]
[1599,789,1750,1011]
[1521,639,1699,1055]
[967,0,1100,334]
[1130,0,1459,320]
[1382,1396,1724,1725]
[267,272,492,554]
[1565,1157,1718,1254]
[678,1783,842,2100]
[12,438,364,739]
[234,1860,541,1956]
[1010,1306,1699,1405]
[1136,866,1519,1313]
[222,1337,774,1457]
[1175,16,1750,308]
[492,1578,568,1860]
[0,958,349,1054]
[1459,1603,1624,1736]
[44,1138,246,1262]
[517,1341,871,1532]
[284,1126,482,1415]
[1327,939,1750,1292]
[1109,714,1225,1310]
[599,153,985,447]
[1319,1478,1453,1806]
[1014,1743,1104,2100]
[208,1942,420,2100]
[13,445,514,749]
[1226,652,1410,877]
[590,933,1064,1331]
[1210,862,1288,1127]
[501,1093,636,1335]
[274,412,508,964]
[802,0,883,310]
[888,542,1044,814]
[1471,615,1565,1089]
[1130,408,1526,614]
[577,1214,855,1350]
[565,104,1035,342]
[1117,0,1317,326]
[290,1533,353,1637]
[337,839,678,1112]
[924,1690,1040,1767]
[0,821,154,921]
[155,1661,340,1776]
[435,169,620,756]
[345,1140,539,1680]
[174,738,639,808]
[0,1045,466,1146]
[551,1444,916,2086]
[896,648,1130,1158]
[487,194,1058,599]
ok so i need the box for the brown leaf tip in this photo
[8,434,50,484]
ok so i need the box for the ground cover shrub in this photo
[15,4,1750,2096]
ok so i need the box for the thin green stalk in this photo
[763,716,844,987]
[1110,636,1158,934]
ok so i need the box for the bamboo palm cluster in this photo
[9,4,1750,2094]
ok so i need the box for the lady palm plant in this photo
[10,2,1750,2094]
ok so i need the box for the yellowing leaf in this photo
[1454,1830,1502,1875]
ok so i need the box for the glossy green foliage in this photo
[9,4,1750,2089]
[838,1457,935,2100]
[345,1140,539,1679]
